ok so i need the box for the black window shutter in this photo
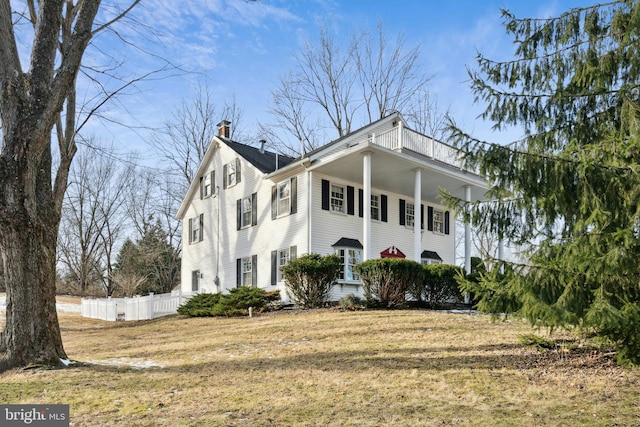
[347,186,355,215]
[199,176,204,199]
[251,192,258,226]
[223,164,228,189]
[381,195,388,222]
[427,206,433,231]
[211,170,216,194]
[251,255,258,288]
[236,158,242,183]
[271,250,277,285]
[444,211,450,235]
[421,204,425,230]
[358,189,363,217]
[236,258,241,287]
[399,199,406,225]
[199,214,204,242]
[321,179,330,210]
[290,177,297,214]
[271,185,277,220]
[236,199,241,230]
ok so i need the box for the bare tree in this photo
[404,88,449,142]
[149,80,245,192]
[356,23,431,123]
[266,23,438,154]
[58,144,134,296]
[0,0,167,368]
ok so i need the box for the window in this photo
[278,180,290,215]
[237,193,257,229]
[331,184,345,212]
[421,258,442,265]
[371,194,380,221]
[272,177,297,219]
[405,203,415,228]
[189,214,203,244]
[191,270,200,291]
[223,159,241,189]
[242,257,252,286]
[242,197,252,227]
[336,248,361,281]
[202,171,214,198]
[427,206,450,235]
[271,246,297,285]
[237,255,257,287]
[433,209,444,233]
[227,162,236,186]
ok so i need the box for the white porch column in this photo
[464,185,471,274]
[464,185,471,304]
[413,168,422,262]
[363,151,372,260]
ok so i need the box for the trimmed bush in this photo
[177,293,223,316]
[355,258,423,308]
[281,253,342,308]
[421,264,464,308]
[177,287,280,317]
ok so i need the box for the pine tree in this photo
[447,1,640,365]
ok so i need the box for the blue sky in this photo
[82,0,595,164]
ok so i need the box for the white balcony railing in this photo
[363,126,463,169]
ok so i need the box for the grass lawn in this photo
[0,307,638,426]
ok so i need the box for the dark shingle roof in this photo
[421,250,442,261]
[332,238,363,248]
[224,139,296,173]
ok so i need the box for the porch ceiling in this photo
[309,143,487,202]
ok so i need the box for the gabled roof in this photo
[224,139,296,173]
[332,238,363,248]
[421,250,442,261]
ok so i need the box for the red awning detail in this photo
[380,246,406,259]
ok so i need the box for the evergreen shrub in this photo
[281,253,342,308]
[177,287,280,317]
[355,258,422,308]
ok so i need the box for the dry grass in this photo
[0,308,638,426]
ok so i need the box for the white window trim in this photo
[240,196,252,229]
[335,247,362,283]
[189,215,203,244]
[203,172,213,198]
[277,248,291,282]
[432,209,444,234]
[241,256,253,287]
[277,179,291,217]
[371,194,380,221]
[405,202,415,228]
[421,258,442,265]
[330,183,346,214]
[226,161,237,188]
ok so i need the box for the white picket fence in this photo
[81,290,194,322]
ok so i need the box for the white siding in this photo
[181,142,308,302]
[309,172,456,300]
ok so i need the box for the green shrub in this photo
[355,258,422,308]
[281,253,342,308]
[177,293,223,316]
[177,287,280,317]
[420,264,465,308]
[338,294,367,311]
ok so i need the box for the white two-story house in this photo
[176,113,486,301]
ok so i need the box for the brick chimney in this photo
[217,120,231,138]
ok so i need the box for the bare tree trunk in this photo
[0,138,66,366]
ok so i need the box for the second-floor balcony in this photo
[359,124,465,171]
